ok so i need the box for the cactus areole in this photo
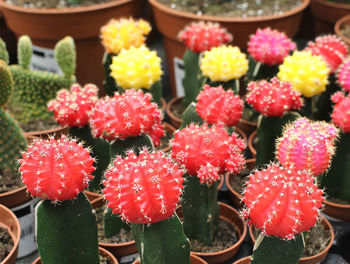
[19,136,95,201]
[242,163,324,240]
[103,149,184,224]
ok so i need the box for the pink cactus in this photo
[171,123,245,185]
[89,89,164,146]
[247,28,296,66]
[331,91,350,133]
[19,136,95,201]
[241,163,324,240]
[337,58,350,92]
[47,83,99,127]
[196,85,243,127]
[246,77,303,116]
[276,117,339,176]
[102,149,184,224]
[306,35,348,73]
[178,21,232,53]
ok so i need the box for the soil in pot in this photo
[228,167,251,196]
[156,0,303,17]
[0,226,14,262]
[0,169,23,194]
[341,24,350,39]
[171,98,187,121]
[6,0,115,8]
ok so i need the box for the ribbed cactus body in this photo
[337,58,350,92]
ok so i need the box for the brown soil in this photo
[229,167,251,194]
[0,227,14,262]
[19,118,59,133]
[190,219,238,253]
[171,99,186,120]
[341,25,350,39]
[6,0,114,8]
[0,168,23,194]
[99,253,113,264]
[157,0,302,17]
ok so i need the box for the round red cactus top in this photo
[19,136,95,201]
[332,91,350,133]
[89,89,164,145]
[306,35,348,73]
[337,58,350,92]
[48,83,99,128]
[276,117,338,176]
[246,77,303,116]
[247,28,296,66]
[196,85,243,127]
[241,163,324,240]
[102,149,184,224]
[171,123,245,185]
[178,21,232,53]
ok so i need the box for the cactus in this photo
[0,60,27,174]
[246,78,303,166]
[103,149,190,264]
[337,57,350,92]
[0,39,9,64]
[19,136,99,264]
[241,164,324,264]
[8,35,76,122]
[171,123,245,245]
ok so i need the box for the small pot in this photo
[322,199,350,222]
[24,125,69,139]
[0,204,21,264]
[247,131,257,158]
[32,247,118,264]
[132,254,208,264]
[248,215,334,264]
[335,14,350,48]
[233,256,251,264]
[225,158,256,209]
[159,122,176,153]
[236,119,257,138]
[166,96,183,129]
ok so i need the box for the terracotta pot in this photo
[225,158,256,209]
[148,0,310,97]
[91,197,138,260]
[32,246,118,264]
[233,256,251,264]
[322,199,350,222]
[310,0,350,35]
[177,202,247,264]
[24,125,69,139]
[0,0,143,89]
[247,130,257,158]
[0,204,20,264]
[0,10,17,63]
[335,14,350,48]
[235,119,257,138]
[248,215,334,264]
[133,254,208,264]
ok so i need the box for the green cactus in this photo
[55,36,76,79]
[17,35,32,70]
[0,39,9,65]
[0,60,13,107]
[182,50,201,108]
[103,52,119,97]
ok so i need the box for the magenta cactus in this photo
[19,135,95,201]
[89,89,164,145]
[247,28,296,66]
[178,21,232,53]
[195,84,243,127]
[337,57,350,92]
[47,83,98,127]
[276,117,339,176]
[171,123,245,185]
[246,77,303,116]
[102,149,184,224]
[331,91,350,133]
[306,35,348,73]
[241,163,324,240]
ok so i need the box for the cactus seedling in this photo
[103,149,190,264]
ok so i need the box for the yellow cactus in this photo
[277,51,330,98]
[101,17,151,54]
[110,45,162,90]
[200,45,248,82]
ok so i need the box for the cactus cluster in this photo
[248,28,296,66]
[337,57,350,92]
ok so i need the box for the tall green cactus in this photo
[182,50,201,108]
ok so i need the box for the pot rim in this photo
[323,198,350,209]
[24,125,69,139]
[335,14,350,45]
[311,0,350,10]
[247,130,257,157]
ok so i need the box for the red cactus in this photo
[102,149,184,224]
[276,118,339,176]
[196,85,243,127]
[178,21,232,53]
[89,89,164,145]
[246,77,303,116]
[242,163,324,240]
[306,35,348,73]
[19,136,95,201]
[171,123,245,185]
[337,57,350,92]
[48,83,99,127]
[247,28,296,66]
[331,91,350,133]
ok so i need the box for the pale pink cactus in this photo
[247,28,296,66]
[331,91,350,133]
[246,77,303,116]
[196,84,243,127]
[306,35,348,73]
[276,117,339,176]
[103,149,184,224]
[242,163,324,240]
[171,123,245,185]
[337,57,350,92]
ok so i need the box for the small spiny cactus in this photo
[0,39,9,64]
[0,60,13,107]
[331,91,350,133]
[337,57,350,92]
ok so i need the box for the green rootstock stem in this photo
[180,102,204,129]
[182,174,220,245]
[131,213,190,264]
[104,207,130,238]
[251,233,304,264]
[149,81,162,108]
[103,52,119,97]
[36,193,100,264]
[182,49,200,109]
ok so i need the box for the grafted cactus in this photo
[337,58,350,92]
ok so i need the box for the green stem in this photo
[253,61,261,78]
